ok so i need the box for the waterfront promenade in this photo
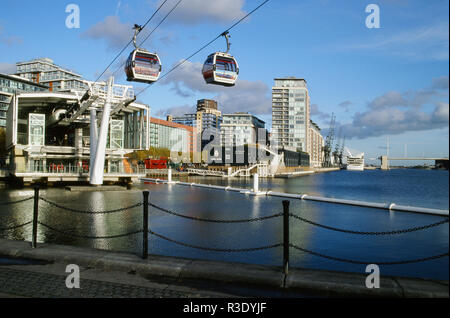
[0,238,448,298]
[1,170,448,297]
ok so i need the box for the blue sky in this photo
[0,0,448,164]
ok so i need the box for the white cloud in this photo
[341,77,449,139]
[344,22,449,61]
[156,0,246,25]
[155,104,195,117]
[159,60,271,115]
[82,16,132,50]
[0,25,22,46]
[432,102,449,123]
[311,104,331,121]
[0,63,16,74]
[368,91,408,109]
[432,76,449,90]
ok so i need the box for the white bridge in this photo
[378,156,449,170]
[187,163,272,178]
[187,146,281,178]
[187,169,226,177]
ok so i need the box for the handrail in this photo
[0,188,448,271]
[140,177,449,216]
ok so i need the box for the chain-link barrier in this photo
[1,190,447,268]
[289,243,449,265]
[37,221,143,240]
[149,229,282,252]
[0,197,34,206]
[289,213,449,235]
[0,221,32,232]
[39,196,142,214]
[149,202,282,223]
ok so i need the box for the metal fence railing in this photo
[19,163,147,175]
[0,187,448,276]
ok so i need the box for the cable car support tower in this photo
[63,76,136,185]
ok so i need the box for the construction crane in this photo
[338,136,346,167]
[333,127,342,166]
[322,113,335,167]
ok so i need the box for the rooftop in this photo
[274,77,306,82]
[150,117,195,132]
[0,73,49,89]
[15,57,82,78]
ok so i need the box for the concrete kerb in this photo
[0,239,448,297]
[285,268,404,298]
[178,259,284,288]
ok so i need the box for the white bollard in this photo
[168,168,172,183]
[253,173,259,193]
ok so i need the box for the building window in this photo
[28,113,45,146]
[110,119,124,149]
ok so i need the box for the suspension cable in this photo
[135,0,270,97]
[92,0,170,84]
[110,0,183,79]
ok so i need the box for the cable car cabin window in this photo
[125,54,134,79]
[205,55,214,66]
[134,53,160,76]
[215,58,237,72]
[202,55,214,72]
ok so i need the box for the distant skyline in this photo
[0,0,448,164]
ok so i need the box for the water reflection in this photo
[90,192,108,250]
[0,169,448,280]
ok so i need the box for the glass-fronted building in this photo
[168,99,222,150]
[15,57,88,92]
[4,83,149,181]
[221,112,266,146]
[272,77,310,152]
[309,120,324,167]
[149,117,194,154]
[0,73,48,127]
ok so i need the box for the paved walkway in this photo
[0,239,447,298]
[0,263,239,298]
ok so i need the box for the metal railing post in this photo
[142,191,149,259]
[32,185,39,248]
[282,200,290,276]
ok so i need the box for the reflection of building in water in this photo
[90,192,108,250]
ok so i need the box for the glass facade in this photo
[15,58,87,92]
[0,74,48,127]
[272,78,310,151]
[0,76,48,94]
[110,119,124,149]
[172,113,197,127]
[221,113,266,146]
[28,114,45,146]
[172,112,222,134]
[150,121,188,153]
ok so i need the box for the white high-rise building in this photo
[272,77,310,152]
[220,112,266,147]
